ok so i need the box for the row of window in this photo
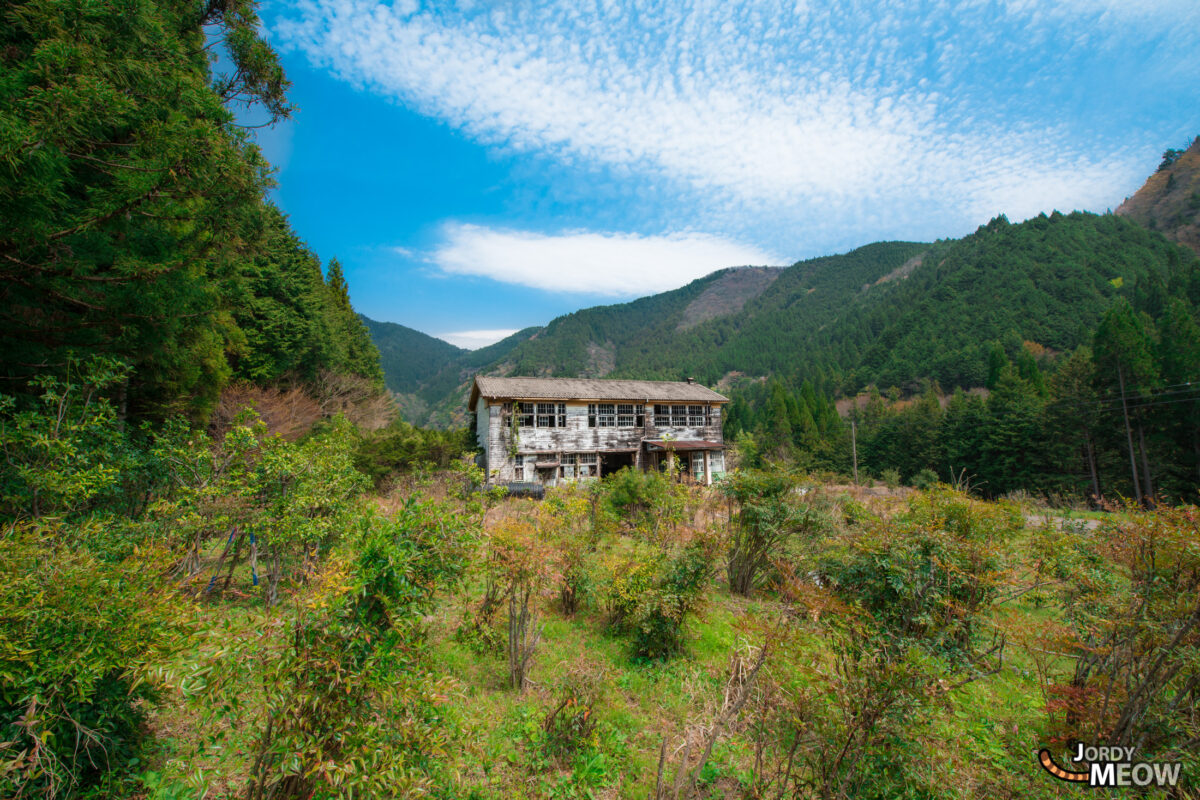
[514,402,712,428]
[515,452,598,477]
[516,402,566,428]
[514,451,726,479]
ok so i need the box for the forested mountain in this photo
[1117,136,1200,254]
[359,315,464,394]
[385,265,793,425]
[393,212,1198,429]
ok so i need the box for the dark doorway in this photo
[600,451,635,476]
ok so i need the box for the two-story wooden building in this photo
[469,376,729,486]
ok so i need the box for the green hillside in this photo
[398,211,1198,426]
[359,315,464,395]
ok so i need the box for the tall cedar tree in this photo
[0,0,381,419]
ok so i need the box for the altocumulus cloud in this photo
[429,224,781,296]
[270,0,1199,241]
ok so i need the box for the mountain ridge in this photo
[366,154,1200,429]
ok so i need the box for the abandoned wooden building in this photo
[469,376,729,486]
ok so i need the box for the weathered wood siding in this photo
[483,401,723,483]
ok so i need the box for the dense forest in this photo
[726,289,1200,504]
[1,0,382,420]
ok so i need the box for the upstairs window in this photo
[688,405,707,426]
[517,402,534,427]
[589,403,643,427]
[617,403,645,426]
[671,405,688,426]
[588,403,615,427]
[518,401,564,427]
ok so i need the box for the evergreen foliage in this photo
[359,315,465,395]
[0,0,382,420]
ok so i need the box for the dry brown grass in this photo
[210,372,397,442]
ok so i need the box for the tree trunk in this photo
[1117,365,1142,501]
[1084,435,1101,505]
[1137,423,1154,507]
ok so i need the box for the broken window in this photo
[561,452,576,478]
[517,402,534,427]
[588,403,616,427]
[688,405,707,426]
[671,405,688,426]
[535,402,565,427]
[616,403,644,426]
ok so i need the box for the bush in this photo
[751,624,942,800]
[150,414,369,605]
[822,487,1018,655]
[910,468,939,490]
[720,468,823,595]
[604,540,714,660]
[0,357,159,519]
[1044,505,1200,763]
[0,525,191,798]
[602,467,687,535]
[157,501,470,797]
[880,467,902,490]
[353,422,469,488]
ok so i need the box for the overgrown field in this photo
[2,377,1198,798]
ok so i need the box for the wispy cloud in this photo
[430,224,780,295]
[435,329,520,350]
[273,0,1198,250]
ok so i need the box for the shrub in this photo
[1044,505,1200,763]
[750,626,942,800]
[490,517,559,690]
[720,468,822,595]
[604,540,715,660]
[602,467,688,536]
[880,467,902,490]
[158,502,467,798]
[822,487,1018,655]
[542,694,598,762]
[151,414,369,605]
[0,525,191,798]
[910,468,939,490]
[353,422,469,488]
[0,357,144,518]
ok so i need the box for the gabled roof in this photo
[469,376,729,408]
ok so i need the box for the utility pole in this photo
[1117,364,1142,502]
[851,418,859,486]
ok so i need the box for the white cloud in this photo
[429,224,781,295]
[272,0,1195,247]
[435,329,520,349]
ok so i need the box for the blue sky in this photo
[253,0,1200,349]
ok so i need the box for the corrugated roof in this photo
[470,376,728,407]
